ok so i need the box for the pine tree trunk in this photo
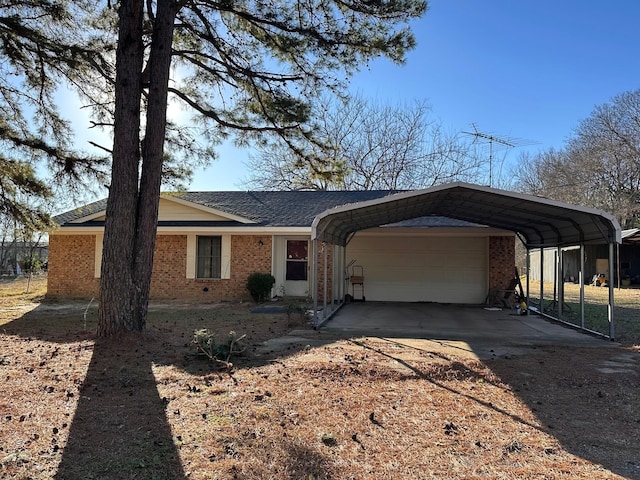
[131,0,178,330]
[97,0,145,337]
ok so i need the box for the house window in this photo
[197,236,222,278]
[286,240,308,281]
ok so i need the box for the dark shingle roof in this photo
[54,190,481,228]
[53,198,108,226]
[176,191,405,226]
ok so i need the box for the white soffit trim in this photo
[69,210,106,223]
[53,226,311,235]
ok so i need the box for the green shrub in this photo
[247,272,275,303]
[285,302,309,324]
[21,256,42,271]
[192,329,246,366]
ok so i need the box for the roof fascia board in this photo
[69,210,106,223]
[155,226,308,235]
[53,226,311,235]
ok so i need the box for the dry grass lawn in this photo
[1,276,639,479]
[527,280,640,343]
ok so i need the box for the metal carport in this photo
[310,182,621,337]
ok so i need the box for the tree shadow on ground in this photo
[53,336,186,480]
[352,334,640,480]
[485,345,640,480]
[1,303,337,479]
[1,304,187,479]
[5,302,638,478]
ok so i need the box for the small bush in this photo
[193,329,246,368]
[285,302,309,324]
[247,272,275,303]
[20,256,43,272]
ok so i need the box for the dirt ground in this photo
[1,277,639,479]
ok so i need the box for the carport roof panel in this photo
[311,182,621,248]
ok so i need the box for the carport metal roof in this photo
[311,182,621,248]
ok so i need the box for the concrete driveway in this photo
[316,302,613,358]
[259,301,614,360]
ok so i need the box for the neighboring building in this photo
[48,190,516,303]
[528,229,640,286]
[0,241,48,275]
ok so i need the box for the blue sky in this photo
[62,1,640,193]
[189,0,640,191]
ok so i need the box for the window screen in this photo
[197,236,222,278]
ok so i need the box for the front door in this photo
[284,239,309,297]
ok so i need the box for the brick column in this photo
[488,236,515,291]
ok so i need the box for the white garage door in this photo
[346,235,487,304]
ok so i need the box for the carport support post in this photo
[525,248,531,316]
[608,242,615,338]
[539,247,544,312]
[312,239,319,327]
[557,247,563,319]
[341,246,347,303]
[580,244,585,328]
[323,241,328,317]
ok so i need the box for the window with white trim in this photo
[197,236,222,278]
[286,239,308,281]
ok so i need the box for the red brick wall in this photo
[48,233,514,302]
[144,234,274,301]
[47,235,100,298]
[48,234,274,302]
[148,235,189,298]
[229,236,272,297]
[489,236,516,291]
[314,242,333,302]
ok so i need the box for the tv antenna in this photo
[462,123,537,187]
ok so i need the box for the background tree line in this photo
[513,89,640,229]
[245,93,488,191]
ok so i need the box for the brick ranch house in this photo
[47,189,516,305]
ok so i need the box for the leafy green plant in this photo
[285,302,309,324]
[192,329,246,370]
[20,256,42,272]
[246,272,276,303]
